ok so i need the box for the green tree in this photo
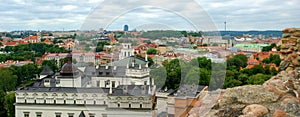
[0,90,6,116]
[146,48,157,54]
[4,92,15,117]
[150,67,167,90]
[0,68,17,92]
[247,73,271,85]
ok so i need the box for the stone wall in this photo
[279,28,300,73]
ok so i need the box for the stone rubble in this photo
[198,28,300,117]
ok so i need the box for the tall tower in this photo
[119,42,134,60]
[119,33,134,60]
[124,25,129,31]
[224,21,227,32]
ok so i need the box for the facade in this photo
[16,47,155,117]
[234,44,270,53]
[44,53,95,66]
[119,42,134,60]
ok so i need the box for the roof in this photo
[96,66,127,77]
[109,85,153,96]
[40,64,54,75]
[17,87,109,93]
[106,56,147,67]
[169,85,206,98]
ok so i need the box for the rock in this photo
[293,32,300,37]
[286,67,294,72]
[219,85,280,107]
[215,107,243,117]
[272,110,287,117]
[279,61,290,70]
[242,104,269,117]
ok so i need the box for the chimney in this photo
[123,86,128,94]
[148,85,151,95]
[145,62,148,68]
[145,54,148,61]
[131,61,134,67]
[109,81,112,94]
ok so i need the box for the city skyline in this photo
[0,0,299,31]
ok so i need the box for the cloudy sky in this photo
[0,0,299,31]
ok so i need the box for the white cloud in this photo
[0,0,299,31]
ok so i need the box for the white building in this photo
[119,42,134,60]
[15,49,155,117]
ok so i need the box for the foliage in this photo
[150,67,167,90]
[138,30,184,39]
[1,43,67,62]
[247,73,271,85]
[4,92,15,117]
[262,43,278,52]
[95,41,110,52]
[0,68,17,92]
[262,54,281,66]
[227,54,248,70]
[146,48,157,54]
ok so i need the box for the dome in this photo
[60,63,79,76]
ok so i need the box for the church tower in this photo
[119,33,134,60]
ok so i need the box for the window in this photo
[94,100,96,105]
[74,100,76,104]
[55,112,62,117]
[34,100,36,103]
[129,104,131,108]
[118,103,120,108]
[84,100,86,104]
[25,99,27,103]
[24,112,29,117]
[54,100,56,104]
[36,112,42,117]
[140,104,142,108]
[89,113,95,117]
[112,81,115,88]
[64,100,66,104]
[68,113,74,117]
[44,100,46,104]
[96,81,100,87]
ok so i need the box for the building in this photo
[234,44,270,53]
[124,25,129,31]
[44,52,95,66]
[167,85,207,117]
[119,40,134,60]
[15,45,156,117]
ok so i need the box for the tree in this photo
[150,67,167,90]
[0,90,6,116]
[95,41,110,52]
[0,68,17,92]
[246,73,271,85]
[146,48,157,54]
[4,92,15,117]
[262,43,277,52]
[42,60,58,72]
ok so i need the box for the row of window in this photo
[24,99,105,105]
[117,103,143,108]
[24,112,96,117]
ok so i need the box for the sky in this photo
[0,0,299,31]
